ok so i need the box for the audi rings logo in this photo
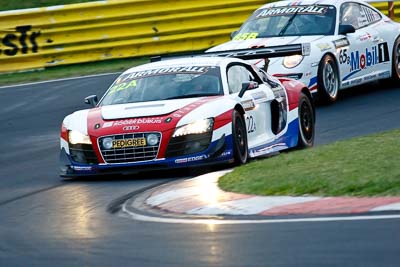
[123,126,140,131]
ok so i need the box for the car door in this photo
[338,2,378,87]
[226,63,275,149]
[357,3,391,79]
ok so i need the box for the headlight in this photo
[283,55,304,69]
[172,118,214,137]
[68,130,92,145]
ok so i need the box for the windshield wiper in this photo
[278,11,299,36]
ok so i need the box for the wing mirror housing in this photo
[339,24,356,35]
[85,95,98,107]
[238,81,259,98]
[230,30,238,40]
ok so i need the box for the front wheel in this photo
[297,93,315,148]
[232,110,248,165]
[317,54,339,104]
[390,37,400,83]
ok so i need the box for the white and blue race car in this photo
[208,0,400,103]
[60,49,315,177]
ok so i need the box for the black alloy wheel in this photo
[232,110,248,165]
[297,92,315,148]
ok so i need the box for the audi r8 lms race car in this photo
[59,50,315,177]
[207,0,400,103]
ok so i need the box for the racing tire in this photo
[297,92,315,149]
[317,54,340,104]
[390,37,400,84]
[232,110,248,165]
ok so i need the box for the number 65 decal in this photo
[246,115,256,133]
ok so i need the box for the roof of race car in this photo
[261,0,367,9]
[123,56,242,75]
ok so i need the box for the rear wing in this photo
[151,43,310,71]
[204,43,311,60]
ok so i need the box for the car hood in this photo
[100,98,199,120]
[208,35,325,52]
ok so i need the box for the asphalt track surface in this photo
[0,74,400,266]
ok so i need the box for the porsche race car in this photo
[207,0,400,103]
[60,49,315,177]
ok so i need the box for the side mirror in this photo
[230,30,238,40]
[238,81,259,98]
[85,95,98,107]
[339,24,356,35]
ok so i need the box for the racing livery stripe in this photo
[87,108,106,164]
[343,69,362,81]
[61,124,68,142]
[278,79,305,110]
[213,109,233,130]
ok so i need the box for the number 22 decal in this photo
[246,116,256,133]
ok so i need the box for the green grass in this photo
[219,129,400,197]
[0,0,97,11]
[0,57,149,86]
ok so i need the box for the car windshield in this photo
[234,5,336,39]
[99,65,223,106]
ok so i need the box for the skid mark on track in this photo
[0,184,63,207]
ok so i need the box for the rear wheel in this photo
[232,110,248,165]
[297,93,315,148]
[317,54,339,104]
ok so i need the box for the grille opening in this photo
[98,133,161,164]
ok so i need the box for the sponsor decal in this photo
[108,80,137,94]
[217,151,232,158]
[103,121,114,128]
[359,33,372,42]
[175,155,207,164]
[316,43,331,52]
[256,5,328,17]
[348,43,389,72]
[351,78,362,85]
[120,66,209,81]
[378,71,391,78]
[340,43,390,81]
[102,118,163,128]
[333,38,350,49]
[112,138,146,149]
[72,166,93,171]
[364,74,377,82]
[251,91,268,101]
[233,32,259,41]
[241,100,256,111]
[123,125,140,131]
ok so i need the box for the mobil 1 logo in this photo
[346,43,390,72]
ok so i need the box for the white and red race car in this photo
[207,0,400,103]
[60,50,315,177]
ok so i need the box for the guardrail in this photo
[0,0,267,73]
[0,0,398,74]
[367,1,400,19]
